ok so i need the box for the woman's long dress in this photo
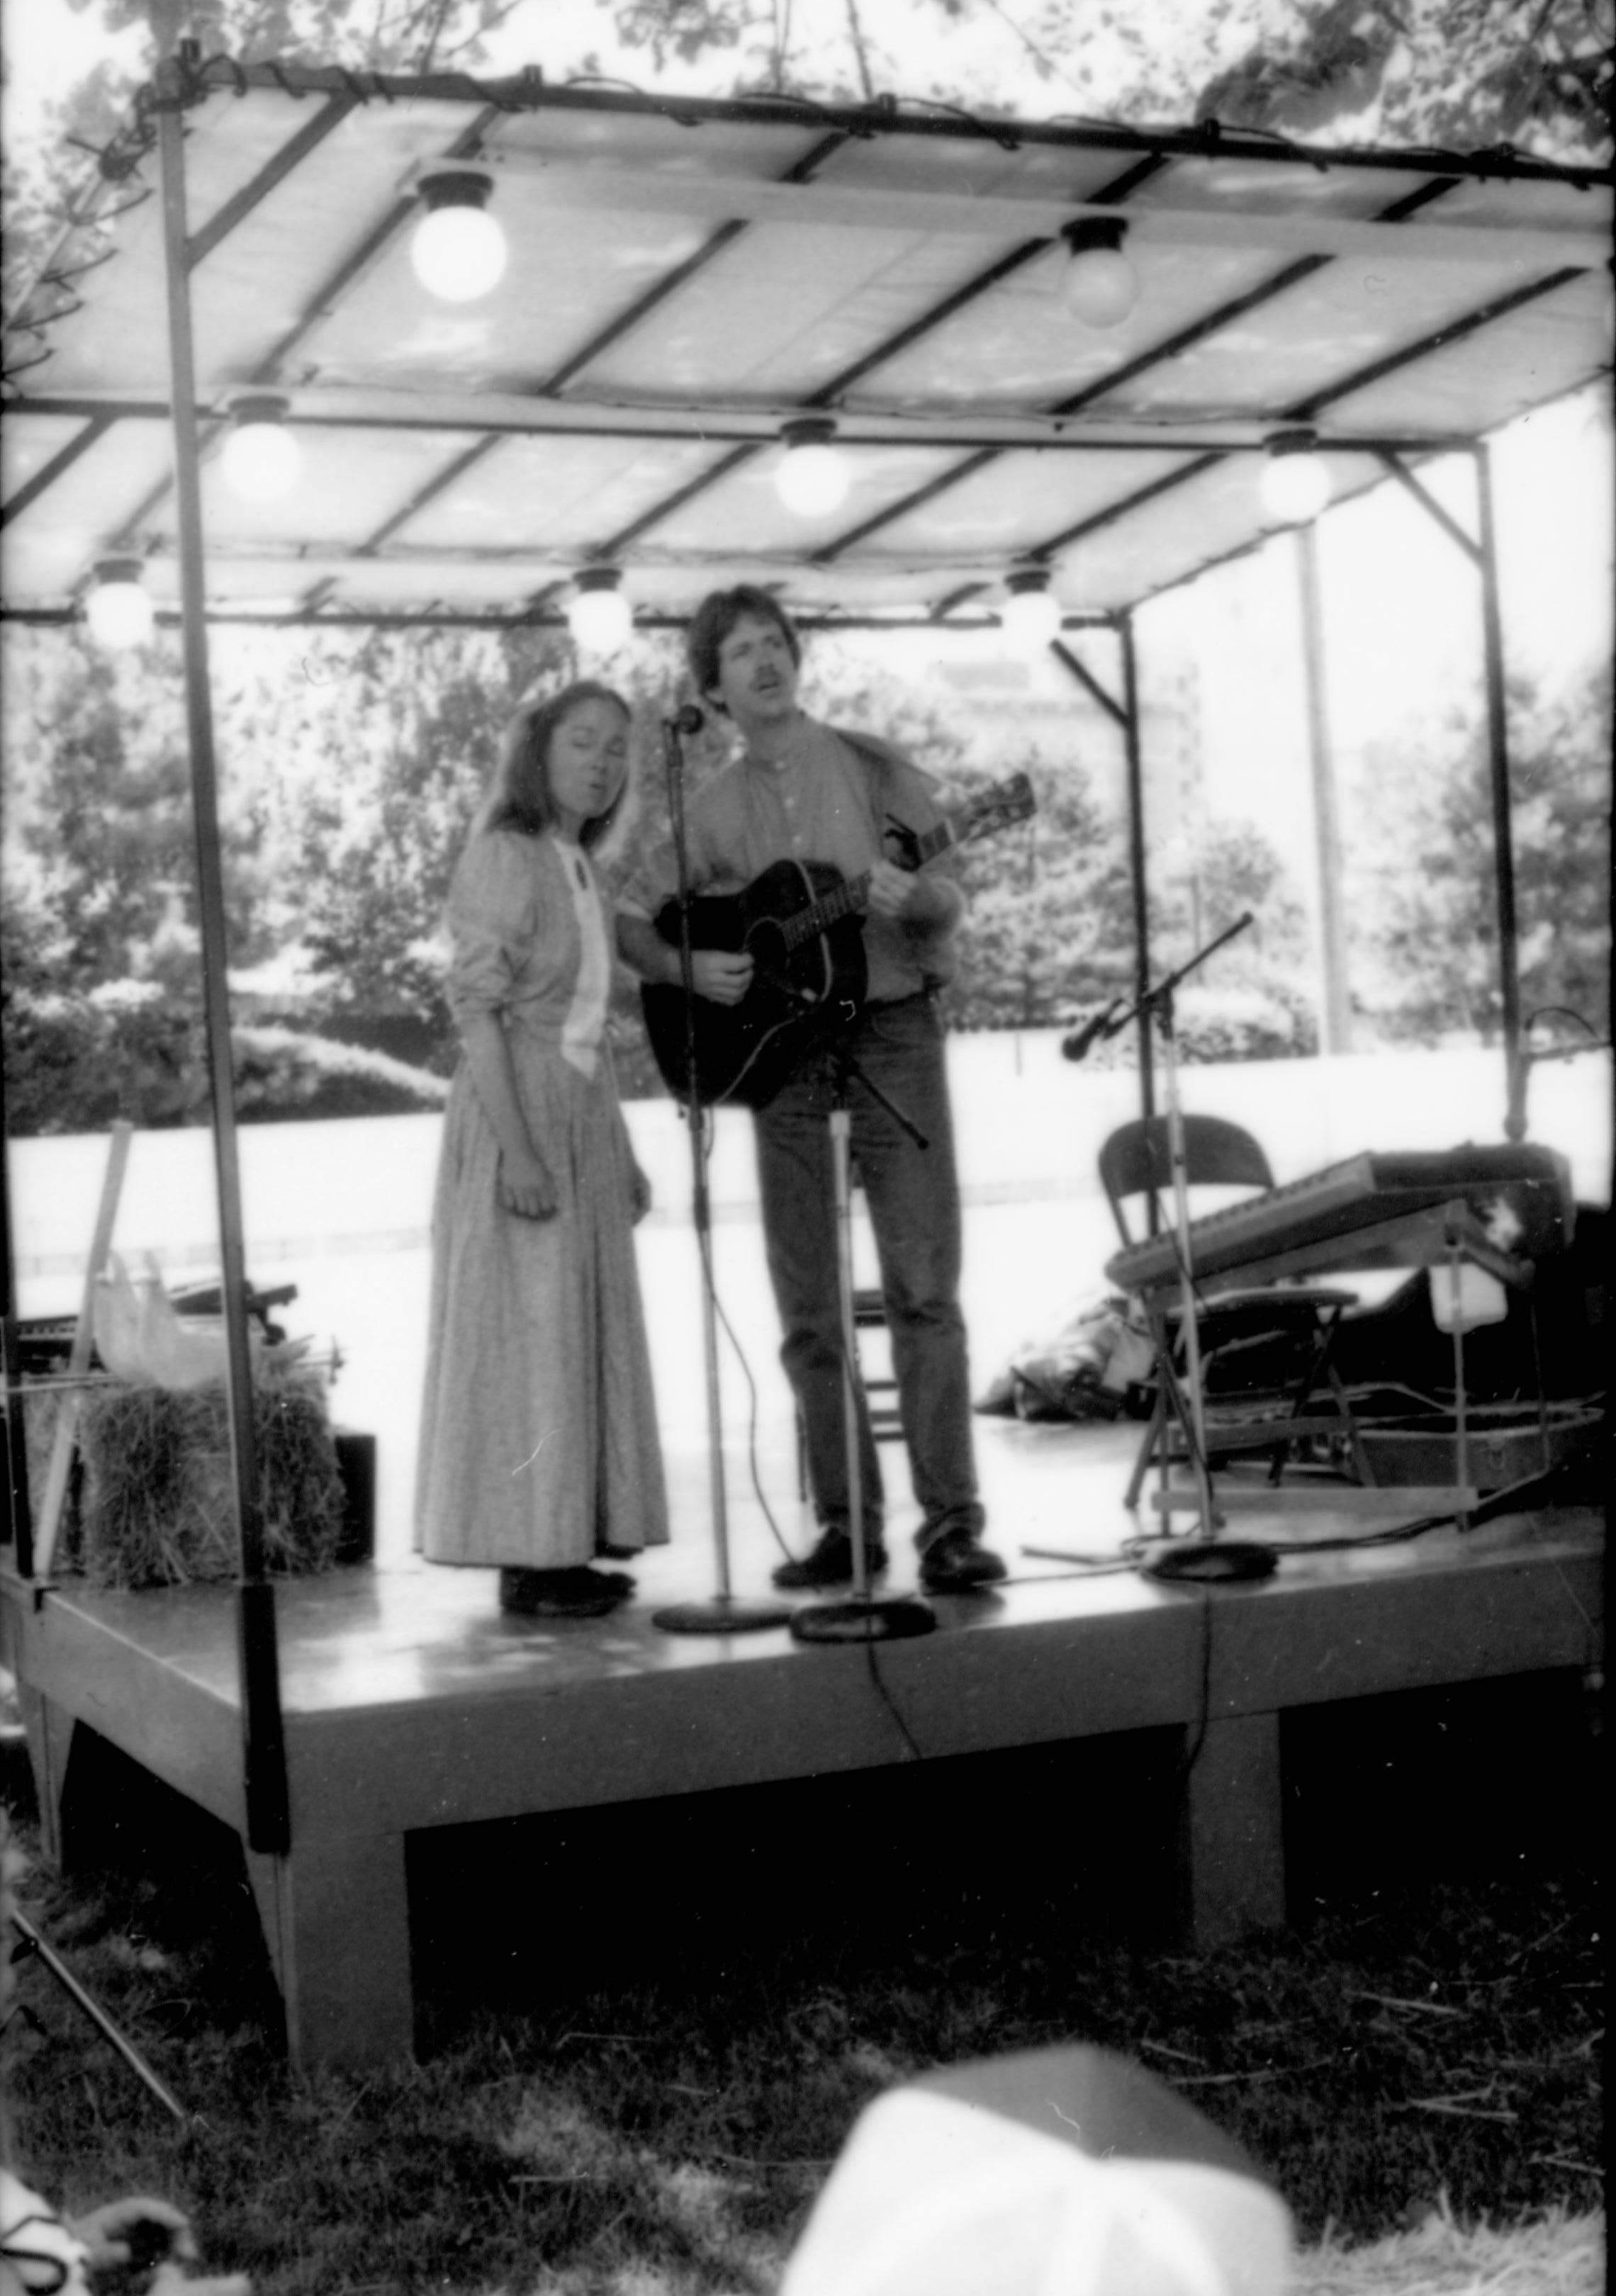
[415,828,669,1568]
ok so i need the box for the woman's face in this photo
[546,697,629,837]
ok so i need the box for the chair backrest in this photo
[1098,1115,1276,1246]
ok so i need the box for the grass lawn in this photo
[1,1666,1603,2295]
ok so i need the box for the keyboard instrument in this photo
[1105,1144,1575,1298]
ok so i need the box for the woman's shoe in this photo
[498,1566,632,1618]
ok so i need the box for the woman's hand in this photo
[499,1146,557,1220]
[629,1164,653,1225]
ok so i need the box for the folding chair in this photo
[1099,1114,1371,1505]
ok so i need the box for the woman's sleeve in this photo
[443,833,542,1027]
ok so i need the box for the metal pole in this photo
[0,1069,35,1577]
[154,49,289,1854]
[11,1908,191,2123]
[1296,523,1352,1054]
[1472,441,1525,1139]
[649,719,790,1637]
[1117,612,1156,1119]
[830,1106,866,1597]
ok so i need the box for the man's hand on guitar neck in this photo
[868,859,960,931]
[867,858,924,921]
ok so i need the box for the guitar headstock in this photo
[953,771,1037,847]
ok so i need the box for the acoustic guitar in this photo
[641,771,1036,1109]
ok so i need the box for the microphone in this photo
[665,704,705,736]
[1061,1001,1123,1062]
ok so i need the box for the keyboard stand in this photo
[1145,1201,1539,1527]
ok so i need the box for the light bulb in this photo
[777,438,850,517]
[1001,578,1061,651]
[1259,443,1332,524]
[566,581,632,653]
[774,417,851,518]
[410,174,507,303]
[221,413,301,502]
[1061,218,1140,330]
[85,560,155,649]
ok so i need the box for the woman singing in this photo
[415,682,668,1616]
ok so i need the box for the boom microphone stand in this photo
[790,1035,937,1645]
[1074,914,1271,1577]
[649,707,792,1636]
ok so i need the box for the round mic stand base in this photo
[653,1592,795,1636]
[790,1588,936,1643]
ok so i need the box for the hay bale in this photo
[76,1371,344,1589]
[1294,2205,1605,2296]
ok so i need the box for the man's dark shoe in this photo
[772,1529,889,1591]
[919,1529,1008,1592]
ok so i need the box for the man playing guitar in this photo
[617,586,1007,1594]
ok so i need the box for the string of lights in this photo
[6,53,1606,648]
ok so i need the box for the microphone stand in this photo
[649,713,792,1637]
[1097,913,1255,1555]
[789,1033,936,1645]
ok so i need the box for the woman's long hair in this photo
[473,680,632,851]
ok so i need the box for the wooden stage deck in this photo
[1,1415,1603,2073]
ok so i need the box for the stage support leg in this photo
[245,1830,414,2074]
[13,1679,76,1867]
[1178,1709,1286,1948]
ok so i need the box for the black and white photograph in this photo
[1,0,1607,2287]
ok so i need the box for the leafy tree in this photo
[1352,664,1611,1045]
[945,750,1135,1030]
[1,628,279,986]
[0,624,287,1128]
[1188,0,1611,159]
[600,0,1611,159]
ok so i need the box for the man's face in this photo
[707,611,799,731]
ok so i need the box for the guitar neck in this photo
[780,820,955,954]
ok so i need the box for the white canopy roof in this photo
[3,61,1610,631]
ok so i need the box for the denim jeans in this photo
[752,994,984,1554]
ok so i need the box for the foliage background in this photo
[4,616,1608,1131]
[1,0,1609,1132]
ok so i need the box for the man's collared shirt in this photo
[621,714,961,1004]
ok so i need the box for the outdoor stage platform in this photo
[1,1414,1603,2074]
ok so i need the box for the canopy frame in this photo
[2,54,1608,1859]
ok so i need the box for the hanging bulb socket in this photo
[221,392,301,502]
[1259,427,1332,523]
[1001,565,1062,651]
[411,164,507,303]
[775,417,851,517]
[566,565,632,653]
[84,556,155,649]
[1060,215,1140,328]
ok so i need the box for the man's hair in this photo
[686,586,802,709]
[475,680,631,850]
